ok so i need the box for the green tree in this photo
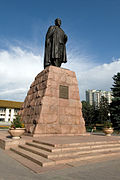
[98,96,109,124]
[82,101,95,127]
[110,72,120,130]
[93,108,99,124]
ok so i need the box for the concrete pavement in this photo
[0,147,120,180]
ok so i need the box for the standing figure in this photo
[44,18,68,69]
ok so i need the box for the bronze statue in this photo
[44,18,68,69]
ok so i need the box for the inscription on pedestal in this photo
[59,85,69,99]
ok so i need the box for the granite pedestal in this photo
[20,66,86,136]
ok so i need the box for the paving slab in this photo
[1,130,120,178]
[1,148,120,179]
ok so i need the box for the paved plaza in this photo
[0,147,120,180]
[0,130,120,180]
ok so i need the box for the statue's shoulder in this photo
[47,26,56,35]
[48,25,55,31]
[46,25,56,38]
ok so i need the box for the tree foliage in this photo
[98,96,109,124]
[82,96,110,128]
[82,101,95,127]
[110,72,120,130]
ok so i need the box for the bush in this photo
[10,115,24,129]
[104,121,112,128]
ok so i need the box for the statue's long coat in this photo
[44,25,67,68]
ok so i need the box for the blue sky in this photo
[0,0,120,101]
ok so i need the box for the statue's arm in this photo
[64,34,68,44]
[46,26,55,39]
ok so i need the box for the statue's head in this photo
[55,18,61,27]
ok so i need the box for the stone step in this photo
[50,146,120,159]
[7,150,68,174]
[26,141,120,153]
[26,142,54,152]
[59,143,120,152]
[19,143,120,159]
[10,147,55,167]
[19,144,51,158]
[33,140,120,148]
[10,146,120,167]
[33,140,56,147]
[52,150,120,165]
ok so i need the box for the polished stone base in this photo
[20,66,86,135]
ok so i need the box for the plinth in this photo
[20,66,86,136]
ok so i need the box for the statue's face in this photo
[55,19,61,27]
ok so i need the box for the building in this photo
[0,100,23,123]
[86,90,113,107]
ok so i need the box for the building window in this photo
[0,118,5,122]
[0,108,5,113]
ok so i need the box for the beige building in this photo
[0,100,23,123]
[86,89,113,107]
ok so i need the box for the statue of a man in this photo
[44,18,68,69]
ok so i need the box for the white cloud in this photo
[0,46,43,101]
[0,45,120,102]
[77,60,120,100]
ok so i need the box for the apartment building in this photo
[86,89,113,107]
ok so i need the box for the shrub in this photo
[10,115,24,129]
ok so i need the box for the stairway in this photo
[10,139,120,167]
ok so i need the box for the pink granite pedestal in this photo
[20,66,86,136]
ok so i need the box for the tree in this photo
[82,98,110,131]
[98,96,109,124]
[82,101,95,127]
[110,72,120,130]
